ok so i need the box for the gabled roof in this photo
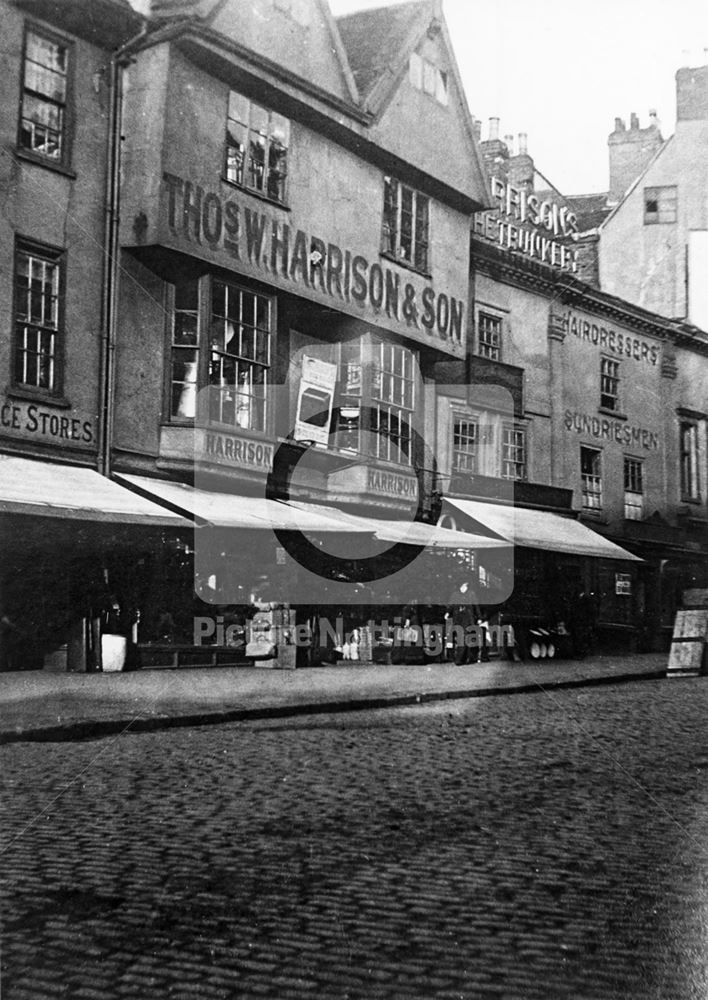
[335,0,491,209]
[599,135,672,230]
[336,1,430,103]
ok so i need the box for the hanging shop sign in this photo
[294,357,338,447]
[160,173,465,346]
[562,309,660,366]
[564,410,660,450]
[0,398,95,446]
[473,177,578,272]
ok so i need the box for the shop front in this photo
[0,455,191,672]
[441,496,643,658]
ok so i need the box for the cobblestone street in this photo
[2,677,708,999]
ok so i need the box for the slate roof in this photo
[149,0,217,18]
[335,1,430,101]
[566,193,613,232]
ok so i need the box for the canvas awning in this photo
[0,456,191,525]
[287,501,511,550]
[116,475,375,534]
[443,497,642,562]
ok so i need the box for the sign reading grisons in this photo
[161,173,464,345]
[474,177,579,272]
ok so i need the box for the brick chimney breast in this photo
[676,64,708,120]
[608,111,664,204]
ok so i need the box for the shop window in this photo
[501,425,526,480]
[225,91,289,203]
[170,279,199,419]
[169,277,272,432]
[409,52,448,106]
[372,342,415,465]
[453,416,478,473]
[644,186,677,225]
[14,239,62,393]
[332,339,363,453]
[581,446,602,512]
[600,356,620,411]
[382,177,430,273]
[680,420,700,500]
[623,457,644,520]
[477,312,502,360]
[19,28,70,165]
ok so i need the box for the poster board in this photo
[667,610,708,677]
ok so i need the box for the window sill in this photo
[14,147,76,179]
[598,407,627,420]
[379,251,431,281]
[6,385,71,408]
[680,496,702,506]
[220,177,290,211]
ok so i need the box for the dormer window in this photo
[409,52,448,106]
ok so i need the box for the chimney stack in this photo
[676,64,708,121]
[518,132,528,154]
[608,111,664,205]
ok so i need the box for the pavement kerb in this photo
[0,665,667,744]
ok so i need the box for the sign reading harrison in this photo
[161,173,464,344]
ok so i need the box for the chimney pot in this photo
[630,112,639,129]
[504,133,514,153]
[488,117,500,141]
[518,132,528,154]
[614,116,625,131]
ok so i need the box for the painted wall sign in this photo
[327,463,418,503]
[161,173,464,344]
[474,177,578,272]
[203,430,274,470]
[1,399,95,445]
[564,410,660,450]
[366,468,419,498]
[562,310,660,365]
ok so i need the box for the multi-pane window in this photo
[333,339,363,453]
[372,343,415,464]
[453,417,478,473]
[581,446,602,511]
[169,278,272,432]
[501,425,526,480]
[477,312,502,360]
[170,279,199,419]
[600,357,620,411]
[644,186,677,225]
[680,421,700,500]
[624,457,644,520]
[19,30,69,163]
[408,52,448,105]
[382,177,430,273]
[225,91,289,203]
[14,242,61,392]
[209,281,270,431]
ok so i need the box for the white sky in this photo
[329,0,708,195]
